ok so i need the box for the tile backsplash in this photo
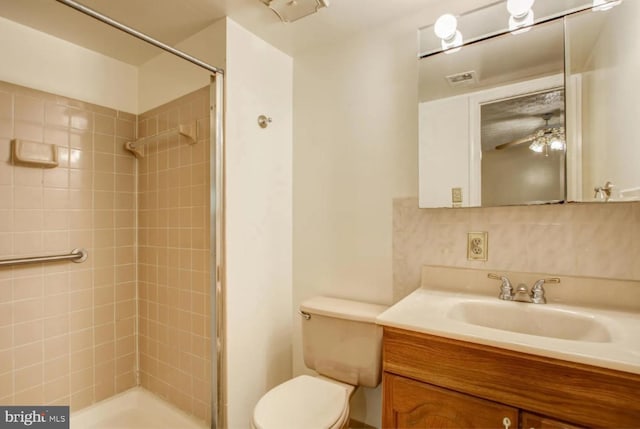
[393,198,640,301]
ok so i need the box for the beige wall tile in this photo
[69,109,92,131]
[13,342,43,370]
[14,363,43,392]
[69,130,92,151]
[45,103,69,128]
[14,121,44,141]
[44,376,70,404]
[94,114,115,136]
[15,95,44,123]
[14,385,44,405]
[3,82,212,419]
[13,187,42,210]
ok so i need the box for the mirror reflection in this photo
[481,88,565,206]
[418,0,639,208]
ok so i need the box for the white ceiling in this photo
[0,0,461,65]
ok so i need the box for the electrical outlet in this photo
[467,232,488,261]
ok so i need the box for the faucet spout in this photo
[513,283,533,303]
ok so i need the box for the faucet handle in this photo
[530,278,560,304]
[533,277,560,287]
[488,273,513,300]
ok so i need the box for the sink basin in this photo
[447,301,612,342]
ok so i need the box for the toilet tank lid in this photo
[300,296,388,323]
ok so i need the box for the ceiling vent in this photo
[260,0,330,23]
[446,71,478,87]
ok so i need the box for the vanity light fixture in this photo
[592,0,622,11]
[434,14,463,53]
[260,0,329,23]
[507,0,535,34]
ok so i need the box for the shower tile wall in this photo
[136,87,211,423]
[393,198,640,301]
[0,81,136,408]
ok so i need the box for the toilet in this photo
[252,296,388,429]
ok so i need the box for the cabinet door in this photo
[383,373,518,429]
[522,412,585,429]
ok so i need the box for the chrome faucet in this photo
[488,274,560,304]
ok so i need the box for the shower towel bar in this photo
[0,248,88,267]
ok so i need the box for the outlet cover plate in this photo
[467,232,488,261]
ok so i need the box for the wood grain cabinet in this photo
[382,327,640,429]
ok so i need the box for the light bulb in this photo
[434,14,458,41]
[441,30,463,52]
[550,139,565,151]
[507,0,535,18]
[509,9,534,33]
[529,141,544,153]
[592,0,622,11]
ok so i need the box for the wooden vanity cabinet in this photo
[382,327,640,429]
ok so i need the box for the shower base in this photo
[70,387,208,429]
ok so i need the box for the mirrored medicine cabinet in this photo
[418,0,640,208]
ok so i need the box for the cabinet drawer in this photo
[383,327,640,427]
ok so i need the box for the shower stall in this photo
[0,1,226,427]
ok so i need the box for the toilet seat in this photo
[252,375,351,429]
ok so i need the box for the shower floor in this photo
[70,387,208,429]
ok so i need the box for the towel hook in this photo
[258,115,272,129]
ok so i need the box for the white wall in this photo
[419,96,470,207]
[0,16,137,113]
[292,0,496,425]
[137,20,226,113]
[578,0,640,200]
[224,18,293,429]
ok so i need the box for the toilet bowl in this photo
[252,375,355,429]
[251,296,388,429]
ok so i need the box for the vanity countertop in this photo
[377,287,640,375]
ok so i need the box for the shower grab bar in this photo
[0,248,88,267]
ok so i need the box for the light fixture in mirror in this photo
[419,0,624,57]
[507,0,535,33]
[434,14,463,53]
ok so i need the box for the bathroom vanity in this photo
[377,267,640,429]
[381,327,640,428]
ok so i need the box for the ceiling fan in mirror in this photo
[495,112,565,155]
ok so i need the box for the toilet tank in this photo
[300,296,388,388]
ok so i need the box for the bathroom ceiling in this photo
[0,0,479,65]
